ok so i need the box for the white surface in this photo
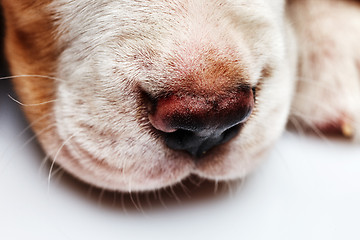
[1,80,360,240]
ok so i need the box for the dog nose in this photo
[148,87,255,157]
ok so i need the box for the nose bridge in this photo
[168,44,250,96]
[167,17,251,93]
[173,0,231,30]
[163,1,248,82]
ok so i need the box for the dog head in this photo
[2,0,295,191]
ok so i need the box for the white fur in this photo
[42,0,360,192]
[289,0,360,139]
[43,0,296,191]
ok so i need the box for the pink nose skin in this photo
[148,86,255,157]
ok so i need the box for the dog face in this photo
[2,0,296,191]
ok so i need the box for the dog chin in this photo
[46,129,267,192]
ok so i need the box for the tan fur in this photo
[2,0,56,142]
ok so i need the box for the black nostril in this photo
[164,125,241,158]
[147,86,254,157]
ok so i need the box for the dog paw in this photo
[288,0,360,141]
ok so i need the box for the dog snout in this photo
[148,87,255,157]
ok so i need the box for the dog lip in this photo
[61,132,197,190]
[66,138,117,172]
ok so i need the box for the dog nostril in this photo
[148,87,254,157]
[165,126,242,158]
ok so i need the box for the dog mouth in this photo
[53,78,259,191]
[60,136,194,191]
[53,93,258,192]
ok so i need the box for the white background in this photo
[1,79,360,240]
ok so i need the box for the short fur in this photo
[1,0,359,192]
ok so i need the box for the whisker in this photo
[128,192,142,212]
[0,112,53,167]
[306,123,333,144]
[8,94,58,107]
[52,168,66,185]
[0,122,57,175]
[188,175,204,187]
[289,113,334,144]
[135,192,147,215]
[157,189,168,209]
[0,74,66,83]
[225,181,234,199]
[144,191,153,209]
[178,180,191,199]
[290,110,339,125]
[51,166,65,180]
[169,185,181,204]
[39,154,52,176]
[86,186,94,199]
[22,123,58,151]
[213,179,219,194]
[48,132,78,192]
[111,191,118,208]
[97,189,105,206]
[240,146,251,185]
[287,116,306,137]
[238,177,246,193]
[18,113,53,138]
[120,193,128,214]
[291,111,345,131]
[163,186,173,199]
